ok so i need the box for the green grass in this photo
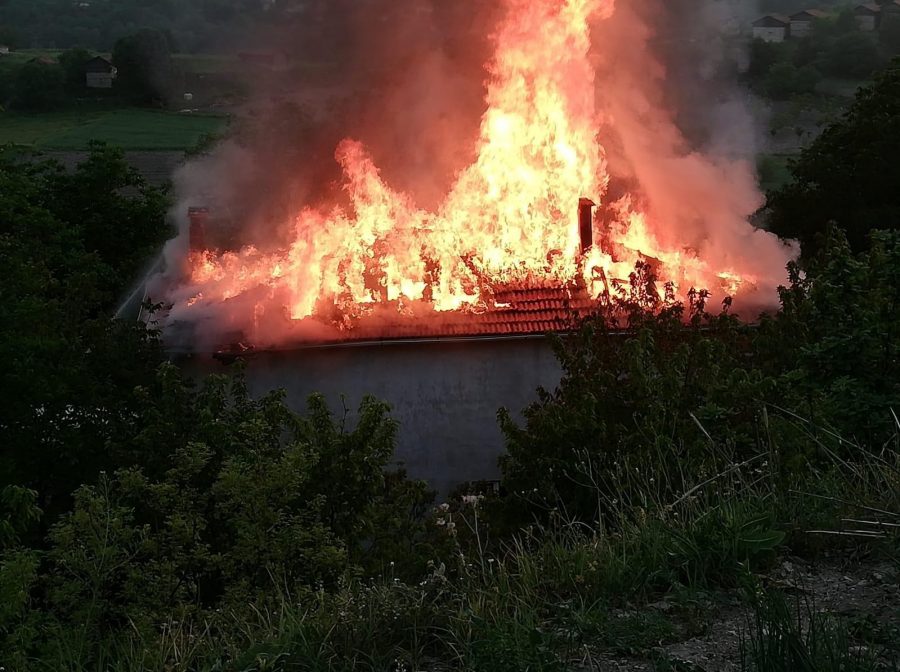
[0,49,65,69]
[740,590,886,672]
[0,107,228,150]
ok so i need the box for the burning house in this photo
[146,0,796,493]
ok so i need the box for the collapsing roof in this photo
[162,200,609,353]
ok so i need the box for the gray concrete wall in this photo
[181,337,563,495]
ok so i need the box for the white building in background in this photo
[789,9,830,38]
[854,3,882,31]
[752,14,791,42]
[85,56,117,89]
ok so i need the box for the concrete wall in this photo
[86,72,115,89]
[856,15,877,31]
[752,26,786,42]
[790,20,813,37]
[181,337,563,495]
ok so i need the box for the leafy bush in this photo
[498,284,768,524]
[466,618,564,672]
[8,367,439,665]
[497,230,899,528]
[821,32,884,80]
[758,230,900,442]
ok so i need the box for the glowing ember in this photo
[169,0,791,344]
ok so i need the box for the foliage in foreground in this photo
[2,134,899,668]
[741,589,890,672]
[498,230,900,527]
[0,143,170,521]
[5,423,896,671]
[2,227,899,669]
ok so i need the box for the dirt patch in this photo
[578,555,899,671]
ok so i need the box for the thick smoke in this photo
[154,0,793,347]
[590,0,792,310]
[165,1,497,248]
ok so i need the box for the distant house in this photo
[752,14,791,42]
[882,0,900,21]
[85,56,117,89]
[0,45,10,56]
[789,9,830,37]
[854,3,882,31]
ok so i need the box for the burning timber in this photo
[154,198,668,355]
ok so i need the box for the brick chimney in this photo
[578,198,596,254]
[188,207,209,254]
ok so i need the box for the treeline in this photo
[759,0,846,12]
[0,0,282,53]
[0,30,180,112]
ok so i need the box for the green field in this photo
[0,107,228,150]
[0,48,66,68]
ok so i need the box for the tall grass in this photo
[12,420,899,671]
[740,590,885,672]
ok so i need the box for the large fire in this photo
[167,0,792,345]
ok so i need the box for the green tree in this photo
[768,59,900,253]
[757,229,900,439]
[0,25,19,49]
[13,61,65,111]
[0,146,170,521]
[112,28,179,104]
[747,38,794,85]
[58,47,92,93]
[821,32,885,79]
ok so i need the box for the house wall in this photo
[86,73,114,89]
[753,26,787,42]
[856,14,877,31]
[790,20,813,37]
[179,337,564,495]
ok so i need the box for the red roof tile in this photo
[216,283,603,352]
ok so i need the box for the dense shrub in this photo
[498,287,766,523]
[498,231,900,524]
[2,366,441,666]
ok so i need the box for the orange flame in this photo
[178,0,786,339]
